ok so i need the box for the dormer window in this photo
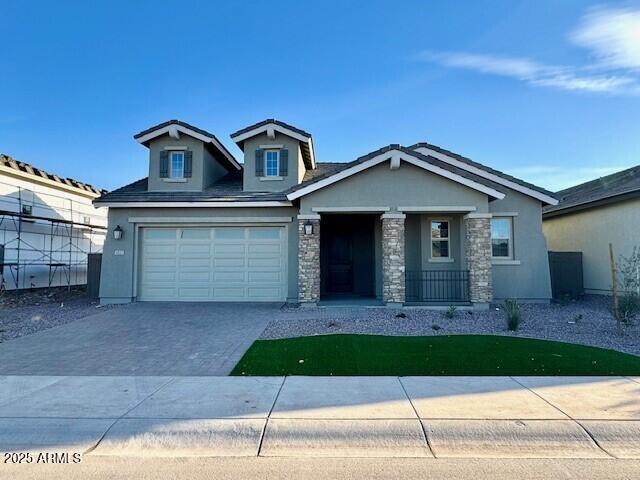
[170,151,185,178]
[265,150,279,177]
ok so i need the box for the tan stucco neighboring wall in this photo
[543,197,640,294]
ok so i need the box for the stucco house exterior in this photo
[95,119,558,308]
[543,165,640,295]
[1,154,107,290]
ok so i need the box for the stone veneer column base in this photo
[298,216,321,304]
[381,213,406,304]
[464,214,493,304]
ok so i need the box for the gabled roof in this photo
[543,164,640,218]
[134,119,241,171]
[409,142,558,206]
[230,119,316,169]
[93,170,290,206]
[285,145,506,201]
[1,153,106,197]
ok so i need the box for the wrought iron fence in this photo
[405,270,470,303]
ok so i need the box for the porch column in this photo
[381,212,406,305]
[298,214,321,304]
[463,213,493,306]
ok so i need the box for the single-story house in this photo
[543,165,640,295]
[94,119,558,308]
[0,154,107,290]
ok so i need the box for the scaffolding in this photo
[0,180,107,292]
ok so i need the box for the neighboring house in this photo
[543,165,640,295]
[0,154,108,290]
[95,119,558,308]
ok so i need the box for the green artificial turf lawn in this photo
[230,334,640,376]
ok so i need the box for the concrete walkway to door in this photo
[0,303,278,376]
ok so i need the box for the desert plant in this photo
[502,299,521,331]
[445,305,457,319]
[617,246,640,325]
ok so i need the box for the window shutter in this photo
[159,151,169,178]
[184,151,193,178]
[255,149,264,176]
[279,149,289,176]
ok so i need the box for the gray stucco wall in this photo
[99,206,299,304]
[543,197,640,294]
[299,161,490,214]
[202,145,230,187]
[147,134,206,192]
[242,132,305,192]
[489,191,552,301]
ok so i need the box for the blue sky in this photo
[2,0,639,191]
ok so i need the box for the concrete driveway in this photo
[0,303,277,375]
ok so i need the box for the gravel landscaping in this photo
[0,287,120,342]
[262,295,640,356]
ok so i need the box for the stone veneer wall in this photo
[464,215,493,303]
[382,215,405,304]
[298,218,321,303]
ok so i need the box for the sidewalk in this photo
[0,375,638,458]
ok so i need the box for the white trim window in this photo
[491,217,513,259]
[170,151,185,178]
[265,150,279,177]
[430,220,450,259]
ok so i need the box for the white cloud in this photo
[414,6,640,95]
[570,6,640,70]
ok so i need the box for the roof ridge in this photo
[0,153,106,195]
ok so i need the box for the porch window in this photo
[430,220,450,259]
[491,217,513,258]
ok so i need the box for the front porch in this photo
[297,210,493,308]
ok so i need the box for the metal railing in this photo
[405,270,470,303]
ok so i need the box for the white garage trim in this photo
[97,201,293,208]
[128,216,293,224]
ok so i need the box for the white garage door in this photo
[138,226,287,301]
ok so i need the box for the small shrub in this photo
[618,292,640,325]
[431,324,441,331]
[395,312,407,318]
[445,305,456,319]
[503,299,521,331]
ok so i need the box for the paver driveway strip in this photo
[400,377,568,419]
[0,302,276,375]
[514,377,640,420]
[271,377,416,419]
[125,377,284,419]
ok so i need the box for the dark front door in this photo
[327,230,353,293]
[321,215,375,298]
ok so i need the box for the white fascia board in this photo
[0,164,100,199]
[136,124,241,171]
[311,206,391,213]
[96,201,293,208]
[414,146,558,205]
[128,216,292,224]
[287,150,505,201]
[231,123,315,169]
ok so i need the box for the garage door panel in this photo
[248,271,281,282]
[139,226,286,302]
[248,244,281,255]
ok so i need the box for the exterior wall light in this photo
[304,221,314,235]
[113,225,123,240]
